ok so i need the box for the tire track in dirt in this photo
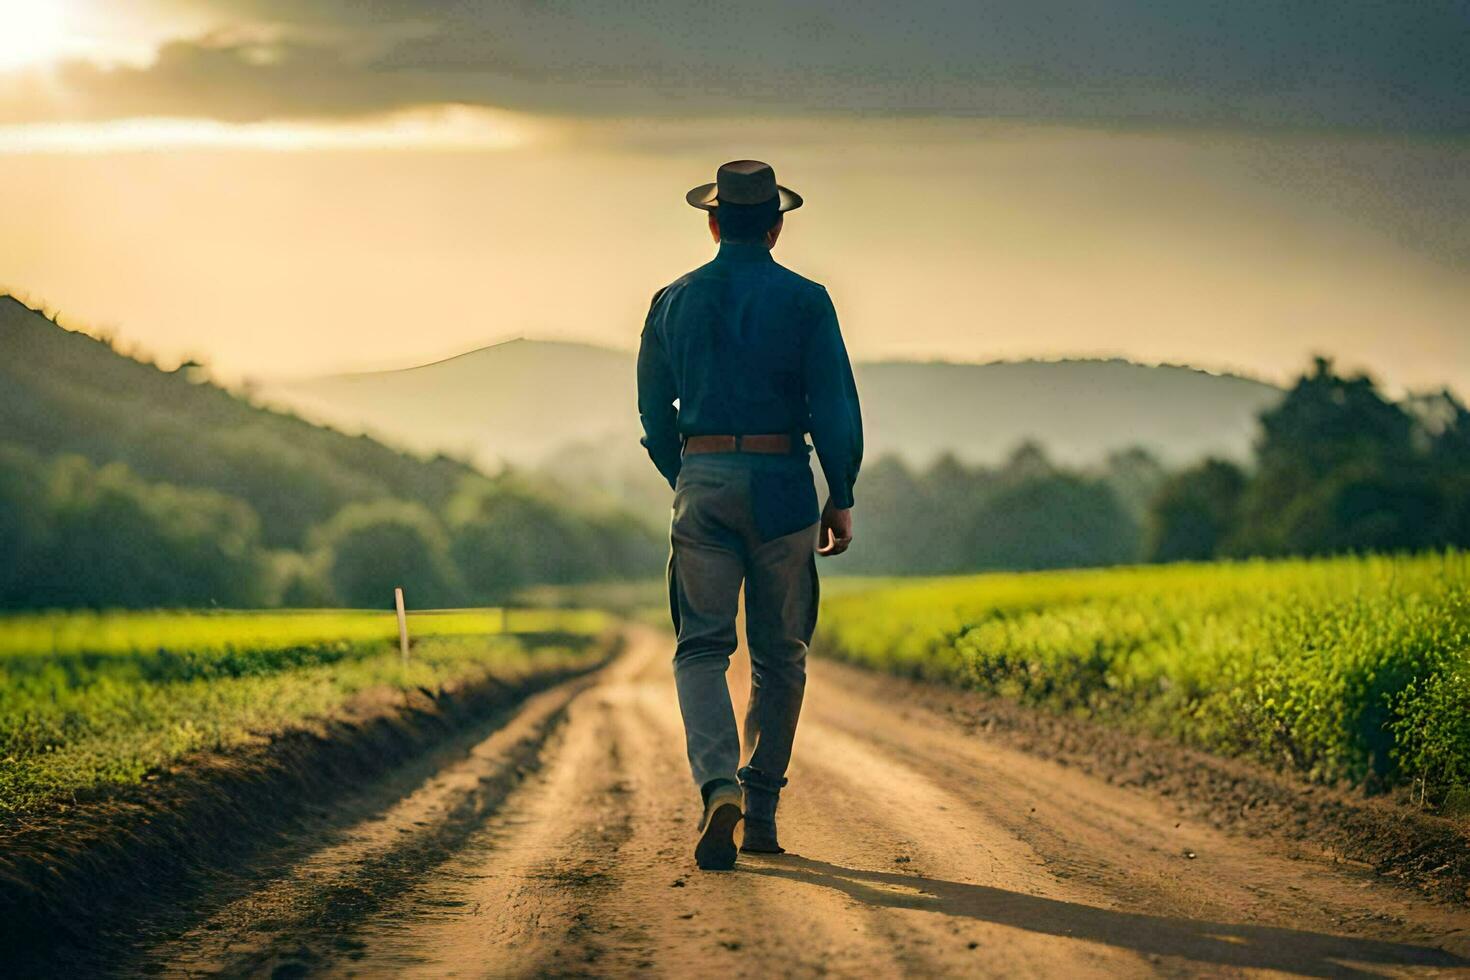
[150,626,1469,979]
[322,650,651,977]
[576,654,932,978]
[797,664,1470,977]
[316,633,912,978]
[146,673,600,978]
[815,659,1470,944]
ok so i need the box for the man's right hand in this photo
[816,499,853,557]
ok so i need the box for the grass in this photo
[0,607,606,660]
[0,607,609,816]
[816,553,1470,803]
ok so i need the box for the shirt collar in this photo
[715,241,775,263]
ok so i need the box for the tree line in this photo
[0,295,664,610]
[1147,357,1470,562]
[844,357,1470,576]
[0,443,663,610]
[8,281,1466,609]
[837,442,1159,575]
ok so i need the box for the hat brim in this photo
[685,183,803,213]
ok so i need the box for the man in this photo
[637,160,863,871]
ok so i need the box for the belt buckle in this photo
[733,434,743,453]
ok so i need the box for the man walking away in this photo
[637,160,863,870]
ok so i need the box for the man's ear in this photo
[708,212,721,243]
[765,215,784,248]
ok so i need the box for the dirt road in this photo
[145,626,1469,978]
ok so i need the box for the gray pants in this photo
[667,455,819,796]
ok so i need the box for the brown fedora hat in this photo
[686,159,803,212]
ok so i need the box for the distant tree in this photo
[1257,357,1416,477]
[838,454,930,574]
[587,510,666,581]
[1233,357,1430,556]
[1145,458,1246,562]
[923,451,981,504]
[0,447,270,609]
[446,476,661,603]
[916,453,990,573]
[62,461,270,608]
[271,550,335,608]
[1101,446,1169,524]
[966,474,1138,571]
[1422,392,1470,547]
[0,445,56,605]
[997,440,1055,485]
[1244,466,1443,556]
[313,501,461,609]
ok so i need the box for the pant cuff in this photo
[737,765,788,792]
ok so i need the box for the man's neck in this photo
[716,240,775,262]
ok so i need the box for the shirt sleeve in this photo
[637,290,682,489]
[803,287,863,509]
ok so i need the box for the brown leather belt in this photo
[683,433,794,456]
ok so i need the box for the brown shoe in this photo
[695,783,744,871]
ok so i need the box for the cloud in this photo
[0,35,422,123]
[3,1,1467,131]
[0,104,536,153]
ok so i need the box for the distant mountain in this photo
[859,358,1281,466]
[0,295,477,548]
[265,339,637,472]
[264,339,1283,471]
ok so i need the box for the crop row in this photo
[816,553,1469,804]
[0,608,607,815]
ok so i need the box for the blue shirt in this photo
[637,241,863,510]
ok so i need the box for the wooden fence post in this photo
[394,587,409,664]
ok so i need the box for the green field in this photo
[0,607,608,815]
[816,553,1470,803]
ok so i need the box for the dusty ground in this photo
[139,626,1470,979]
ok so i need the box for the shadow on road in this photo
[743,855,1468,978]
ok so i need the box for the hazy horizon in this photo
[2,273,1457,400]
[265,332,1289,388]
[2,288,1417,400]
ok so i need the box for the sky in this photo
[0,0,1467,394]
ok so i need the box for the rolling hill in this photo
[0,295,476,549]
[1,295,667,608]
[263,338,1284,472]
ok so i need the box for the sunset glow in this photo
[0,0,71,69]
[0,2,1464,397]
[0,104,542,153]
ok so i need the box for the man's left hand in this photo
[816,499,853,557]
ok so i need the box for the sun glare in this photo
[0,104,544,153]
[0,0,71,70]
